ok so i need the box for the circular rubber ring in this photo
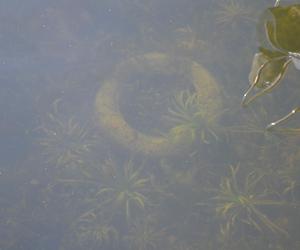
[95,52,221,156]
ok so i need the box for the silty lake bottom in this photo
[1,0,300,249]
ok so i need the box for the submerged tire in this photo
[95,52,221,156]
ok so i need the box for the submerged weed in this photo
[215,0,254,27]
[165,90,219,144]
[212,164,291,237]
[38,111,95,168]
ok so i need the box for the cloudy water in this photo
[1,0,300,249]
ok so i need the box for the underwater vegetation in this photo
[57,157,154,224]
[125,216,166,250]
[38,110,96,168]
[56,157,158,249]
[211,164,291,237]
[174,26,208,53]
[165,89,219,144]
[5,1,300,249]
[156,158,214,247]
[95,158,152,222]
[223,104,293,165]
[278,150,300,196]
[215,0,254,27]
[62,211,119,250]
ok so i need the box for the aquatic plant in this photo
[212,164,290,237]
[165,90,219,144]
[278,150,300,195]
[94,158,152,222]
[56,156,154,225]
[224,105,289,164]
[226,105,269,134]
[174,26,208,52]
[64,211,119,250]
[125,216,166,250]
[215,0,254,27]
[38,111,95,168]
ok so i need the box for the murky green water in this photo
[1,0,300,249]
